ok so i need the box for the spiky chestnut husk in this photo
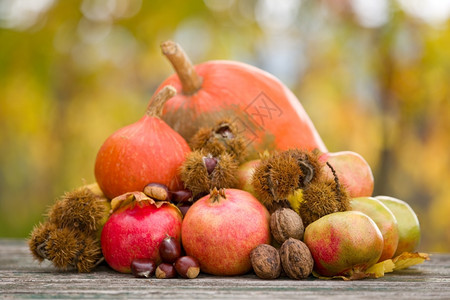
[45,227,103,272]
[180,151,239,199]
[28,183,108,272]
[252,151,300,211]
[298,163,350,227]
[47,184,110,235]
[189,118,247,163]
[299,180,350,227]
[282,149,323,186]
[251,149,324,212]
[28,222,57,262]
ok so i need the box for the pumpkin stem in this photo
[161,41,203,95]
[146,85,177,117]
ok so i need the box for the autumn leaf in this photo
[392,252,430,271]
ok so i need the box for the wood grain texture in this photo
[1,239,449,299]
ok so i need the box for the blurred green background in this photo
[1,0,449,252]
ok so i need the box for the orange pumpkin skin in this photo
[94,86,191,200]
[158,60,327,156]
[95,117,191,199]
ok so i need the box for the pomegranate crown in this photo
[209,187,227,202]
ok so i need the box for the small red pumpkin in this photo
[157,41,327,157]
[94,86,191,199]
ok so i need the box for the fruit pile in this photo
[29,41,428,280]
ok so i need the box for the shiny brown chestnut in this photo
[159,235,182,264]
[174,256,200,279]
[155,263,177,279]
[203,155,218,175]
[143,183,170,201]
[130,258,157,278]
[170,189,193,204]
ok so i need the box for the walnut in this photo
[279,238,314,279]
[270,208,304,244]
[250,244,282,279]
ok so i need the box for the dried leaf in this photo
[110,192,147,212]
[366,259,395,278]
[392,252,430,270]
[110,191,182,217]
[312,269,369,281]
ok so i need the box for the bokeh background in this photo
[1,0,449,252]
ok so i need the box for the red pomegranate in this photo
[101,192,182,273]
[182,188,271,276]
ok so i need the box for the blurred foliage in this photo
[0,0,449,252]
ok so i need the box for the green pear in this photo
[350,197,399,261]
[376,195,421,256]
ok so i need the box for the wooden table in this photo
[1,239,449,299]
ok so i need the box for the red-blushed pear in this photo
[304,211,384,279]
[181,188,271,276]
[351,197,399,262]
[375,195,421,256]
[319,151,374,198]
[236,159,260,196]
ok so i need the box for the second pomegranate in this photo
[181,188,271,276]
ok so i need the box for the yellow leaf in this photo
[287,189,303,214]
[366,259,395,278]
[392,252,430,270]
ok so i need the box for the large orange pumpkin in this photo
[156,41,374,197]
[156,41,327,158]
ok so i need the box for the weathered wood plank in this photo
[1,239,449,299]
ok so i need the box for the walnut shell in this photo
[270,208,304,244]
[280,238,314,279]
[250,244,281,279]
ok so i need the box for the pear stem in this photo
[161,41,203,95]
[146,85,177,117]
